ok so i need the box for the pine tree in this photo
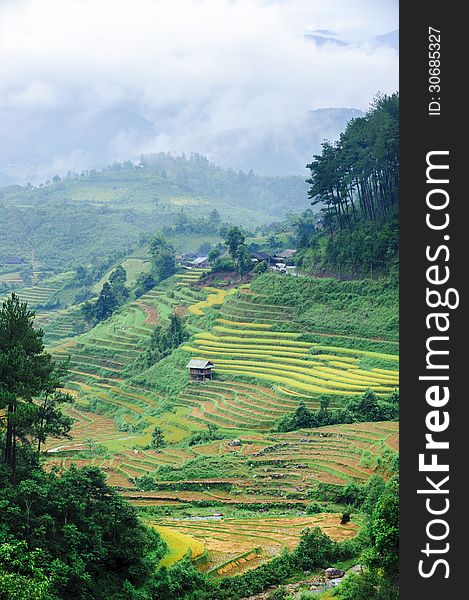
[0,294,71,482]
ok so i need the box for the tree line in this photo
[306,93,398,230]
[295,93,399,277]
[277,390,399,433]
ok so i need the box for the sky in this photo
[0,0,398,180]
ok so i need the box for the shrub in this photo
[292,527,337,570]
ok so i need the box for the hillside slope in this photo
[43,270,399,576]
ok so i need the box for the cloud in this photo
[0,0,398,178]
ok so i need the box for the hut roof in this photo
[186,359,214,369]
[191,256,209,266]
[250,252,272,262]
[3,256,26,264]
[277,249,296,258]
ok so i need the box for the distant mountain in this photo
[1,153,309,222]
[200,108,363,175]
[373,30,399,52]
[304,34,347,47]
[305,29,399,53]
[0,104,363,183]
[0,107,156,184]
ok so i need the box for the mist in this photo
[0,0,398,184]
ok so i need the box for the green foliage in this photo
[208,247,221,264]
[332,478,399,599]
[132,348,190,397]
[225,226,246,259]
[307,94,398,227]
[297,94,399,277]
[150,234,177,283]
[0,203,147,273]
[0,154,307,275]
[0,541,54,600]
[367,477,399,580]
[332,569,398,600]
[277,391,398,433]
[292,526,337,570]
[0,466,166,600]
[81,266,130,325]
[108,264,127,288]
[136,314,188,370]
[251,273,398,340]
[236,244,253,275]
[151,427,166,449]
[309,475,387,511]
[148,557,210,599]
[94,282,119,321]
[134,272,157,298]
[187,424,223,446]
[0,294,71,479]
[211,257,236,273]
[253,260,268,274]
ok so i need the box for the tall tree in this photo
[108,264,127,287]
[94,282,118,322]
[225,226,245,259]
[109,265,129,304]
[236,243,253,275]
[0,294,71,482]
[168,313,187,347]
[150,233,176,282]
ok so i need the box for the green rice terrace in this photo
[42,270,399,577]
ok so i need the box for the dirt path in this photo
[138,302,159,324]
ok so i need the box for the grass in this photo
[93,258,152,294]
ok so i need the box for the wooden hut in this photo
[186,359,214,381]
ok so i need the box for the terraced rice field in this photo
[43,404,125,452]
[42,274,398,577]
[174,268,208,286]
[188,286,235,316]
[152,513,359,575]
[150,525,206,566]
[93,258,152,294]
[177,380,315,430]
[0,271,22,284]
[48,419,397,500]
[7,283,63,306]
[49,277,218,447]
[41,308,85,344]
[183,289,398,406]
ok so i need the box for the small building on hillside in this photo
[189,256,209,268]
[186,359,214,381]
[276,249,296,260]
[177,252,198,266]
[250,251,273,266]
[2,256,26,266]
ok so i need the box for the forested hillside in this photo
[295,93,399,277]
[0,154,308,276]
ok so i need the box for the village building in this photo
[177,252,198,266]
[2,256,26,266]
[250,251,273,266]
[276,249,296,260]
[189,256,210,268]
[186,359,214,381]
